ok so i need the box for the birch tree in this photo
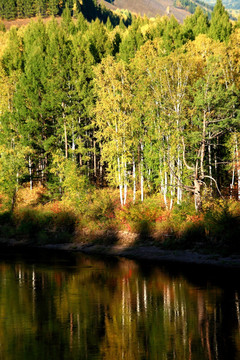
[94,56,134,205]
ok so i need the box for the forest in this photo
[1,0,240,252]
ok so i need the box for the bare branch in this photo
[209,131,224,140]
[168,161,195,193]
[204,175,223,198]
[182,137,195,171]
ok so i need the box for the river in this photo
[0,248,239,359]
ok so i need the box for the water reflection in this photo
[0,252,238,359]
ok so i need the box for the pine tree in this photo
[35,0,46,16]
[4,0,17,20]
[183,7,209,39]
[47,0,58,16]
[209,0,232,41]
[17,0,25,18]
[24,0,35,18]
[119,17,144,62]
[81,0,98,22]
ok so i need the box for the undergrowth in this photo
[0,186,240,254]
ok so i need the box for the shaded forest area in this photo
[1,0,240,252]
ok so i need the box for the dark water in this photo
[0,249,239,360]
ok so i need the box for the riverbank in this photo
[1,236,240,268]
[1,187,240,266]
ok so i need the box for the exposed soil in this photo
[1,235,240,269]
[100,0,191,22]
[2,16,62,30]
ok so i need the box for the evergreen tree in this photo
[47,0,59,16]
[86,19,112,63]
[119,17,144,62]
[17,0,25,18]
[12,20,48,185]
[61,3,75,33]
[209,0,232,41]
[76,12,88,33]
[4,0,17,20]
[183,7,209,39]
[24,0,35,18]
[35,0,46,16]
[81,0,98,22]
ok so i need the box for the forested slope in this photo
[0,0,239,215]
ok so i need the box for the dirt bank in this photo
[1,237,240,268]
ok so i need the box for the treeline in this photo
[174,0,198,14]
[0,0,126,26]
[0,0,70,19]
[0,0,239,211]
[174,0,214,15]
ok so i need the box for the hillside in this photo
[203,0,240,9]
[99,0,191,22]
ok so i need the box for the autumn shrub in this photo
[0,21,6,32]
[203,201,240,253]
[16,186,46,208]
[85,189,118,227]
[14,208,53,240]
[13,204,78,244]
[155,200,205,248]
[116,196,165,235]
[0,211,15,239]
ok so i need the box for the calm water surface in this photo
[0,249,239,360]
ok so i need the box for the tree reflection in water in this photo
[0,253,238,360]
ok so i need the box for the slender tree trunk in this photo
[62,102,68,159]
[133,155,136,203]
[177,152,182,204]
[140,142,144,202]
[29,156,33,190]
[208,135,213,194]
[230,138,236,199]
[194,178,202,211]
[164,170,168,208]
[236,140,240,201]
[124,160,127,205]
[72,128,75,160]
[64,118,68,159]
[93,140,97,178]
[118,156,123,206]
[170,165,174,210]
[11,187,17,213]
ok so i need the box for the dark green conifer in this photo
[209,0,232,41]
[17,0,25,18]
[4,0,17,20]
[183,7,209,39]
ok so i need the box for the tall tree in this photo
[209,0,232,42]
[94,56,134,205]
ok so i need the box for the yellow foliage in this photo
[15,186,46,209]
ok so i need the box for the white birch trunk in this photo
[170,160,175,210]
[93,140,97,178]
[208,133,213,192]
[124,161,127,205]
[236,141,240,201]
[177,152,182,204]
[72,129,75,160]
[140,142,144,202]
[164,170,168,208]
[133,155,136,203]
[118,156,123,206]
[29,156,33,190]
[230,140,236,199]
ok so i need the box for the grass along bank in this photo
[0,186,240,256]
